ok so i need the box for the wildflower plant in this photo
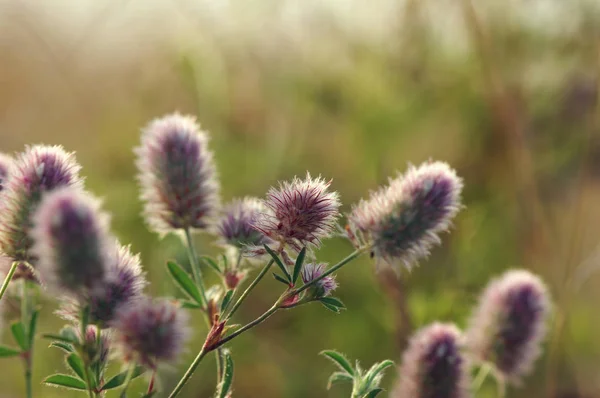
[0,112,553,398]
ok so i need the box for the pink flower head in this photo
[466,270,551,384]
[216,197,273,250]
[112,297,190,369]
[393,322,470,398]
[31,188,111,297]
[136,113,220,236]
[301,263,338,298]
[0,145,83,262]
[252,173,340,251]
[349,161,462,271]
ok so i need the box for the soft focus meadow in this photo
[1,0,600,397]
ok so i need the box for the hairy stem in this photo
[225,259,274,320]
[21,280,33,398]
[167,349,209,398]
[471,363,492,392]
[0,261,18,302]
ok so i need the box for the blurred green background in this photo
[1,0,600,397]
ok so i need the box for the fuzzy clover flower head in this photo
[349,161,463,271]
[216,197,273,250]
[0,152,13,191]
[301,263,338,298]
[252,173,340,251]
[112,297,190,369]
[392,322,469,398]
[466,269,551,384]
[30,187,111,297]
[0,145,83,262]
[59,243,147,327]
[136,113,220,236]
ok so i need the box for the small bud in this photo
[224,269,247,290]
[349,161,463,271]
[252,173,340,251]
[135,113,220,236]
[301,263,338,299]
[392,322,470,398]
[466,270,551,384]
[31,188,111,297]
[0,145,82,262]
[112,297,190,369]
[216,197,273,250]
[80,325,110,368]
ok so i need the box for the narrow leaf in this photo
[42,333,79,345]
[364,360,395,388]
[0,344,21,357]
[66,353,86,380]
[320,350,354,376]
[220,290,234,314]
[327,371,354,389]
[49,342,74,353]
[44,374,88,390]
[264,244,291,282]
[364,388,384,398]
[217,349,234,398]
[199,255,222,274]
[180,300,202,310]
[28,310,39,348]
[167,261,203,305]
[272,273,290,285]
[101,366,146,390]
[292,247,307,285]
[11,321,27,350]
[319,297,346,309]
[321,302,342,313]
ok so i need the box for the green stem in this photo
[167,349,209,398]
[183,228,208,307]
[79,308,94,398]
[471,363,491,392]
[225,259,274,320]
[293,249,365,296]
[0,261,18,302]
[21,280,33,398]
[119,362,137,398]
[213,304,280,350]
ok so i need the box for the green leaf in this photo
[66,353,86,380]
[49,342,74,353]
[216,349,234,398]
[319,297,346,309]
[321,301,342,313]
[264,245,291,282]
[28,310,39,348]
[167,261,203,305]
[42,333,79,345]
[272,273,290,285]
[292,247,306,285]
[327,371,353,389]
[180,300,202,310]
[101,366,146,390]
[363,388,384,398]
[44,374,88,390]
[320,350,354,375]
[199,255,222,274]
[363,360,394,389]
[0,344,21,357]
[220,290,234,314]
[11,321,27,350]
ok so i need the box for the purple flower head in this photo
[80,325,110,367]
[466,270,551,384]
[30,188,111,297]
[0,153,13,192]
[0,145,83,262]
[135,113,220,236]
[216,197,273,251]
[301,263,338,298]
[112,297,190,369]
[392,323,470,398]
[349,161,462,271]
[252,173,340,251]
[59,243,147,327]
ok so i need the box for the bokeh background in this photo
[1,0,600,397]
